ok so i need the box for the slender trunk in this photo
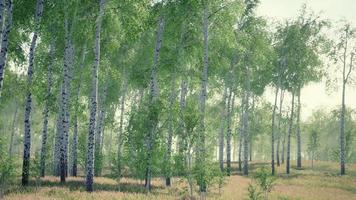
[286,91,295,174]
[243,66,251,176]
[0,0,13,94]
[339,76,346,175]
[117,76,127,181]
[281,114,288,164]
[197,3,209,194]
[40,41,55,177]
[144,15,164,191]
[86,0,106,192]
[52,117,57,175]
[296,87,302,169]
[249,139,252,162]
[178,78,188,173]
[226,88,233,176]
[249,96,255,163]
[54,94,63,176]
[219,86,228,171]
[8,101,18,156]
[165,71,176,186]
[276,90,284,166]
[238,94,244,172]
[340,61,347,176]
[94,80,108,177]
[60,17,73,182]
[71,44,86,177]
[271,86,279,175]
[22,0,44,186]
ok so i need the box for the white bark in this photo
[144,15,165,191]
[40,41,55,177]
[86,0,106,192]
[71,44,86,177]
[286,91,295,174]
[219,86,227,171]
[271,86,279,175]
[0,0,13,94]
[22,0,44,186]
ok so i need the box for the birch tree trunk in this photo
[286,91,295,174]
[340,46,347,176]
[40,41,55,177]
[144,15,164,191]
[243,65,251,176]
[117,75,127,182]
[54,93,63,176]
[0,0,13,94]
[22,0,44,186]
[164,71,176,186]
[94,80,108,177]
[71,44,86,177]
[296,86,302,169]
[271,86,279,175]
[281,112,288,164]
[276,90,284,166]
[238,94,244,172]
[218,86,227,171]
[226,88,233,176]
[249,96,255,162]
[8,100,18,156]
[177,78,188,172]
[86,0,106,192]
[197,3,209,194]
[59,17,74,182]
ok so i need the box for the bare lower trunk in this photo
[178,78,188,173]
[22,0,44,186]
[219,86,228,171]
[226,88,233,175]
[238,94,244,172]
[94,80,108,177]
[40,41,55,177]
[117,76,127,181]
[8,101,18,156]
[243,66,251,176]
[296,87,302,169]
[164,71,176,186]
[54,98,63,176]
[276,90,284,166]
[71,44,86,177]
[281,116,287,164]
[286,91,295,174]
[86,0,106,192]
[271,86,279,175]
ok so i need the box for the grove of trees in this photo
[0,0,355,199]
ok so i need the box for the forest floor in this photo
[3,161,356,200]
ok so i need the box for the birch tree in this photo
[86,0,106,192]
[21,0,44,186]
[40,40,55,177]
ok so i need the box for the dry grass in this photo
[3,161,356,200]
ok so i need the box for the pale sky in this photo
[257,0,356,121]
